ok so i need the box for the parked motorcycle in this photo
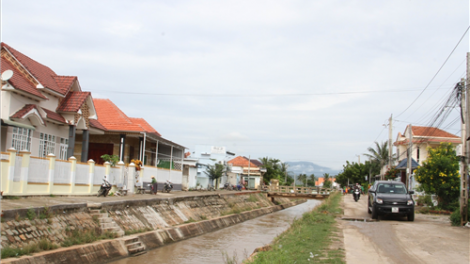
[163,182,173,193]
[97,179,112,197]
[223,183,234,191]
[353,188,360,202]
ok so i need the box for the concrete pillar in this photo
[4,148,17,194]
[19,150,31,194]
[88,159,95,193]
[81,130,89,162]
[47,153,56,194]
[117,161,125,187]
[104,161,111,184]
[138,137,144,161]
[69,156,77,194]
[128,162,136,194]
[119,134,126,162]
[139,167,144,188]
[67,125,76,160]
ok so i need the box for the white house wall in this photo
[1,91,12,119]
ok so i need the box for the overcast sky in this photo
[1,0,469,170]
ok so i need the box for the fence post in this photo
[104,161,111,182]
[128,163,136,194]
[88,159,95,194]
[117,161,125,187]
[69,156,77,194]
[47,154,56,194]
[4,148,17,194]
[19,150,31,194]
[139,167,144,188]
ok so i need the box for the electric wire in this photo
[395,26,470,119]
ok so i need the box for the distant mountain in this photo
[285,161,340,177]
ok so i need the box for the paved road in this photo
[0,190,252,211]
[341,194,470,264]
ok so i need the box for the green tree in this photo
[323,173,332,188]
[100,154,119,166]
[364,141,395,172]
[414,143,460,209]
[307,174,316,186]
[204,163,226,188]
[336,161,368,187]
[259,157,281,184]
[297,174,308,186]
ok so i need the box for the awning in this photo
[1,119,36,130]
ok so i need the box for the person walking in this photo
[151,176,158,195]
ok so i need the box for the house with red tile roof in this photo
[227,156,263,189]
[1,43,187,191]
[1,42,102,161]
[394,125,461,165]
[87,98,185,168]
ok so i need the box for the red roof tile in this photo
[2,43,74,95]
[1,57,47,99]
[53,76,76,94]
[93,99,147,132]
[228,156,259,168]
[89,119,107,131]
[129,117,162,137]
[57,91,91,112]
[411,126,459,138]
[41,107,66,123]
[10,104,38,119]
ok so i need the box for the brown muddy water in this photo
[110,200,321,264]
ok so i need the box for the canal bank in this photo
[1,191,306,264]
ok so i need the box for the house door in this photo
[248,178,255,189]
[88,143,114,164]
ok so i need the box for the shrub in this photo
[450,206,470,226]
[26,208,36,220]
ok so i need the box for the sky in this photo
[1,0,469,170]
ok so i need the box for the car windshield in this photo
[377,183,407,194]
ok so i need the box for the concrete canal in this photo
[110,199,322,264]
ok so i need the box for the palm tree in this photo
[308,174,316,186]
[280,162,289,185]
[323,173,332,188]
[204,163,225,188]
[364,141,395,168]
[297,174,307,186]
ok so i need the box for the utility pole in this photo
[356,155,360,164]
[407,124,412,190]
[461,55,469,225]
[388,114,393,178]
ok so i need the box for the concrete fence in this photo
[0,147,182,196]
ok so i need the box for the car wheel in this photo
[407,211,415,221]
[371,204,378,219]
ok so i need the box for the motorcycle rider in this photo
[353,183,361,200]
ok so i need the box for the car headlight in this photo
[376,198,383,204]
[407,200,414,206]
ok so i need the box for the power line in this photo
[395,26,470,118]
[93,86,451,97]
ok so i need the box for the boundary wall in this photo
[0,148,182,196]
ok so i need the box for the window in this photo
[39,133,56,158]
[11,127,32,151]
[59,138,68,160]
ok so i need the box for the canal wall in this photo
[1,192,306,264]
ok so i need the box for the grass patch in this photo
[246,192,344,264]
[3,196,20,200]
[39,206,53,220]
[1,238,58,259]
[200,215,208,220]
[61,228,117,247]
[184,217,196,224]
[247,194,259,203]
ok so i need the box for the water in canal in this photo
[110,200,321,264]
